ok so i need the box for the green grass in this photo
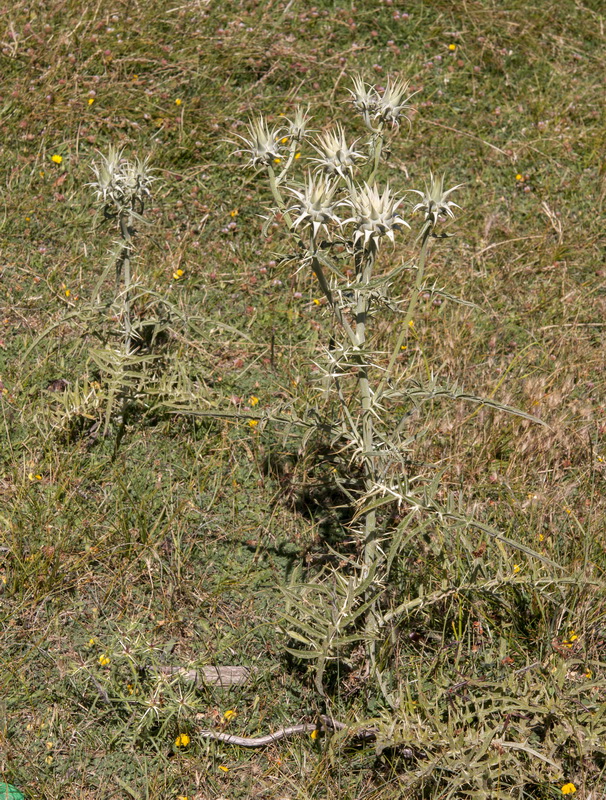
[1,0,606,797]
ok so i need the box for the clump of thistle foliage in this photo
[229,77,601,789]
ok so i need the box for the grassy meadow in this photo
[1,0,606,797]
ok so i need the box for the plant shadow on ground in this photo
[1,0,606,797]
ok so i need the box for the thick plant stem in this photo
[119,211,134,355]
[354,243,378,575]
[375,222,432,404]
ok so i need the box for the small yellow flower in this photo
[39,170,45,177]
[248,419,258,428]
[175,733,190,747]
[88,98,95,106]
[250,396,259,407]
[564,507,571,514]
[515,173,524,181]
[127,683,134,695]
[281,137,288,144]
[98,654,110,666]
[173,268,184,280]
[513,564,521,573]
[230,209,239,217]
[408,319,415,328]
[561,783,577,795]
[65,289,71,298]
[538,533,545,541]
[448,43,457,51]
[88,637,96,646]
[175,98,182,106]
[313,298,321,305]
[273,157,282,164]
[568,631,578,642]
[45,755,53,765]
[218,765,229,772]
[46,741,53,749]
[310,729,319,740]
[51,154,63,164]
[294,152,301,159]
[585,669,592,679]
[177,796,189,800]
[223,709,237,721]
[28,472,43,481]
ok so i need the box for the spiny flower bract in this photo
[232,116,284,169]
[344,182,409,247]
[287,105,312,142]
[411,173,463,226]
[310,124,365,178]
[375,77,416,128]
[287,174,343,238]
[348,74,379,116]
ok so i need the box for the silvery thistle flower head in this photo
[120,157,154,204]
[344,182,409,248]
[89,146,124,205]
[287,105,312,142]
[374,77,416,128]
[348,74,379,116]
[89,149,154,211]
[232,116,284,169]
[310,124,365,179]
[411,173,463,226]
[287,174,343,238]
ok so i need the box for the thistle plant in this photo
[88,147,154,356]
[235,75,551,700]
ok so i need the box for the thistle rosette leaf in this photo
[344,182,409,248]
[411,173,463,226]
[309,124,365,179]
[287,174,343,238]
[232,116,284,169]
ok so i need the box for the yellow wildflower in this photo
[295,152,301,159]
[248,419,258,428]
[250,396,259,406]
[88,98,95,106]
[310,729,319,740]
[538,533,544,541]
[223,709,237,721]
[313,298,321,305]
[175,98,182,106]
[175,733,190,747]
[45,755,53,765]
[568,631,578,642]
[51,154,63,164]
[173,268,184,280]
[585,669,592,679]
[273,157,282,164]
[515,173,524,181]
[98,654,110,666]
[218,765,229,772]
[230,209,239,217]
[561,783,577,795]
[513,564,521,573]
[448,43,457,51]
